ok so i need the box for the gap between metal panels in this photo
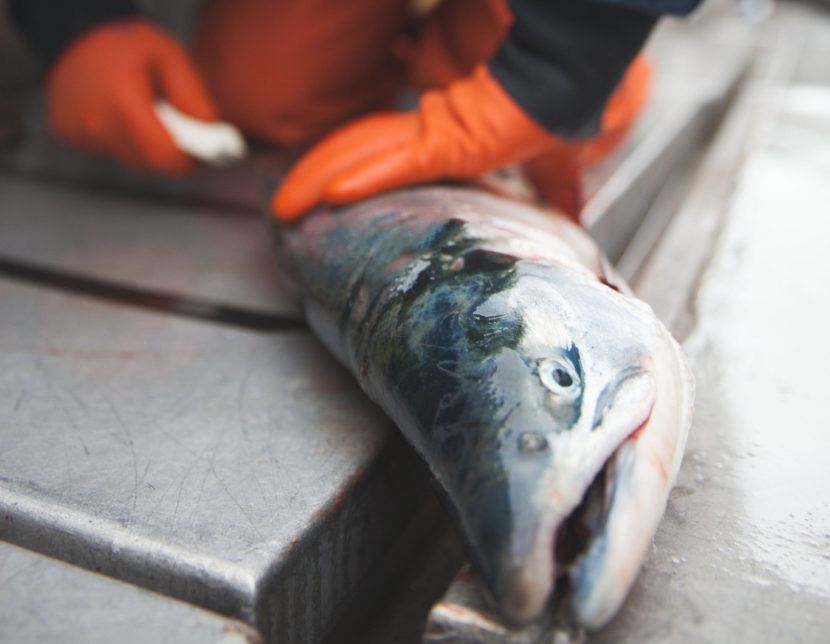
[0,256,307,332]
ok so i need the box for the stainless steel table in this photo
[3,2,827,643]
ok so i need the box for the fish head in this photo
[417,258,692,627]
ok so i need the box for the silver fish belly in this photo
[271,186,694,629]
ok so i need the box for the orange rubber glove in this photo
[272,65,557,220]
[46,18,219,174]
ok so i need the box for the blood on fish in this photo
[351,466,366,486]
[441,602,475,618]
[314,494,345,519]
[626,409,653,442]
[599,276,622,292]
[651,453,669,483]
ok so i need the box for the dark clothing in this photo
[8,0,702,139]
[8,0,136,67]
[595,0,701,14]
[490,1,660,137]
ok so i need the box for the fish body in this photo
[271,186,693,628]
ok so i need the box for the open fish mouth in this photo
[550,343,692,629]
[555,403,653,579]
[498,433,638,626]
[499,430,657,630]
[482,365,661,627]
[554,451,613,576]
[564,429,654,628]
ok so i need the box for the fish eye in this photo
[539,358,579,395]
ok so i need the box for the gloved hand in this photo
[46,18,219,174]
[523,54,653,222]
[271,65,557,220]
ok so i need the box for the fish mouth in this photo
[554,422,659,630]
[552,338,693,629]
[486,370,663,627]
[498,439,627,625]
[555,405,652,573]
[554,418,674,632]
[554,455,612,574]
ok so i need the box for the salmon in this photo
[271,185,693,628]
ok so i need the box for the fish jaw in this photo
[473,365,658,624]
[569,328,694,629]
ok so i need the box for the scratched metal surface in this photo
[1,3,824,644]
[0,174,299,319]
[426,2,830,642]
[0,275,437,643]
[0,540,262,644]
